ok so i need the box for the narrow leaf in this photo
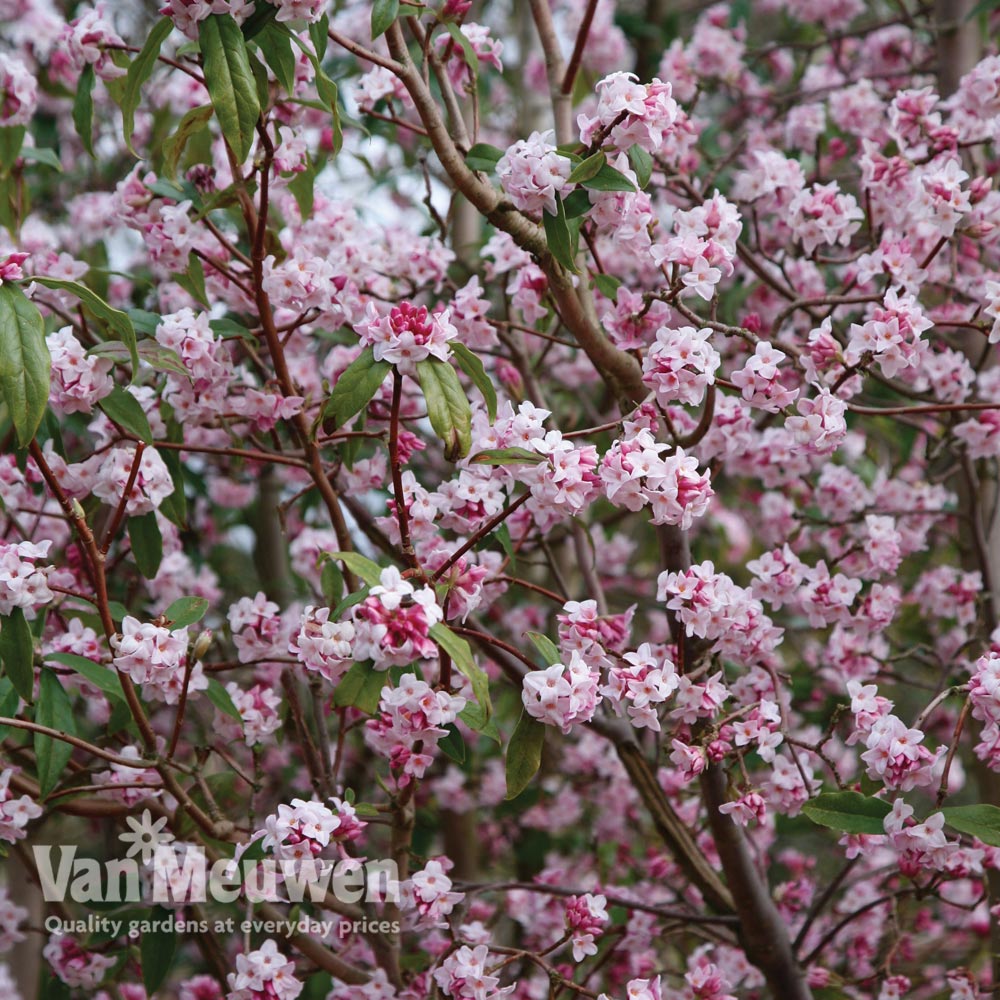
[199,14,261,163]
[471,447,545,466]
[465,143,505,173]
[429,623,492,719]
[941,804,1000,847]
[505,710,545,799]
[0,284,50,448]
[322,346,390,428]
[371,0,400,39]
[580,163,636,193]
[450,342,497,422]
[98,386,153,444]
[526,631,561,665]
[257,21,297,94]
[73,64,96,157]
[35,668,76,796]
[568,151,606,184]
[628,145,653,189]
[205,678,241,720]
[163,104,214,179]
[129,512,163,578]
[328,551,383,588]
[142,905,178,993]
[543,196,578,273]
[0,608,35,703]
[438,724,466,764]
[122,17,174,155]
[334,662,386,715]
[45,653,123,702]
[417,358,472,461]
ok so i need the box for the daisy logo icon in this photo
[119,809,174,865]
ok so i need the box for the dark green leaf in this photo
[0,126,25,172]
[45,652,123,702]
[321,559,344,606]
[438,724,466,764]
[0,284,50,448]
[562,188,592,218]
[129,512,163,578]
[164,596,209,629]
[240,0,279,39]
[122,17,174,155]
[32,277,139,371]
[73,64,96,157]
[594,273,621,301]
[429,623,491,719]
[417,358,472,461]
[459,701,501,743]
[371,0,400,39]
[471,447,545,466]
[98,386,153,444]
[322,346,390,428]
[0,678,19,743]
[0,608,35,702]
[465,143,504,173]
[543,196,578,273]
[526,631,560,665]
[331,586,368,621]
[159,444,188,528]
[205,677,242,721]
[505,710,545,799]
[801,791,891,835]
[941,804,1000,846]
[628,145,653,189]
[309,14,329,59]
[199,14,261,162]
[567,151,605,184]
[35,668,76,796]
[334,662,386,714]
[142,906,178,993]
[288,156,316,217]
[257,21,297,94]
[580,163,636,193]
[450,342,497,422]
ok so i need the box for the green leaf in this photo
[0,678,20,744]
[562,188,593,218]
[129,512,163,578]
[122,17,174,155]
[567,151,605,184]
[800,791,891,835]
[328,551,383,588]
[334,662,386,715]
[142,905,178,993]
[331,586,368,621]
[0,608,35,703]
[35,668,76,796]
[98,386,153,444]
[471,447,545,466]
[543,195,578,273]
[20,148,62,171]
[594,273,621,301]
[88,340,189,379]
[163,104,215,179]
[321,559,344,606]
[309,13,329,60]
[0,284,50,448]
[288,156,316,217]
[450,342,497,422]
[429,623,492,719]
[0,126,25,173]
[580,163,636,193]
[526,631,560,665]
[322,345,390,428]
[32,277,139,371]
[175,252,208,307]
[199,14,261,163]
[628,145,653,189]
[371,0,400,39]
[505,710,545,799]
[416,358,472,461]
[438,723,466,764]
[205,677,241,721]
[941,804,1000,846]
[257,21,297,94]
[164,596,210,629]
[159,444,188,528]
[45,653,124,702]
[444,22,479,85]
[73,64,96,157]
[240,0,279,39]
[458,701,501,743]
[465,143,504,173]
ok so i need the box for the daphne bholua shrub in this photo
[5,1,1000,998]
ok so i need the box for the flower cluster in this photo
[111,617,205,704]
[0,538,53,615]
[226,939,302,1000]
[356,301,457,374]
[496,130,571,215]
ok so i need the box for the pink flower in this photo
[496,130,571,216]
[355,301,456,375]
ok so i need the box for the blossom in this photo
[522,650,602,733]
[111,617,206,705]
[355,301,457,374]
[0,54,37,126]
[496,130,572,215]
[226,939,302,1000]
[0,769,42,843]
[89,445,175,516]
